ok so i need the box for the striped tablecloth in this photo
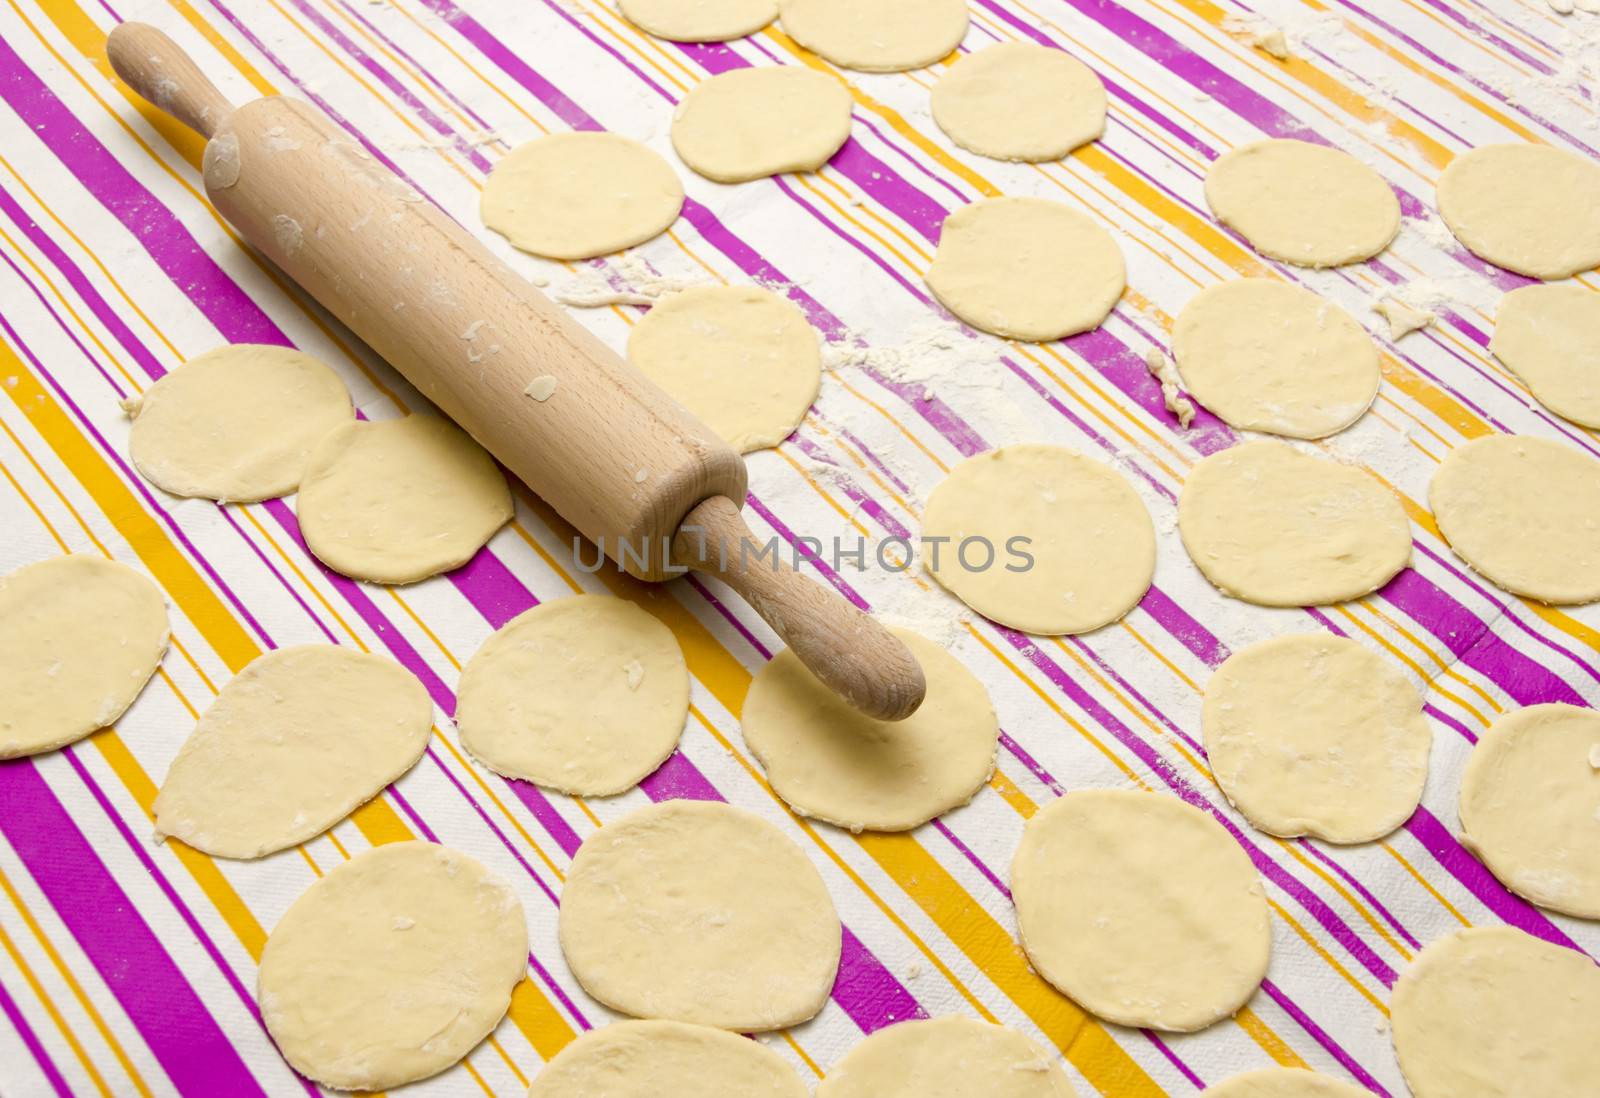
[2,0,1597,1094]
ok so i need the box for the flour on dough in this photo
[558,799,840,1031]
[627,285,821,452]
[456,595,688,796]
[926,197,1125,341]
[481,133,684,260]
[1436,143,1600,279]
[296,415,512,585]
[921,444,1154,635]
[1178,441,1411,607]
[778,0,968,72]
[671,66,851,182]
[1429,435,1600,605]
[1204,139,1399,267]
[1011,789,1270,1032]
[1491,284,1600,428]
[0,555,168,759]
[1199,1068,1373,1097]
[154,646,432,859]
[528,1020,807,1097]
[817,1016,1078,1098]
[930,43,1105,162]
[124,344,352,503]
[619,0,776,41]
[258,842,528,1092]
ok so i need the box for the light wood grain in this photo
[108,22,234,139]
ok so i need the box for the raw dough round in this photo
[920,444,1155,635]
[1491,284,1600,428]
[528,1020,807,1097]
[1429,435,1600,604]
[1459,703,1600,919]
[1010,789,1270,1032]
[559,799,840,1031]
[778,0,968,72]
[627,285,821,452]
[926,197,1125,341]
[816,1016,1077,1098]
[1436,143,1600,279]
[1172,279,1380,439]
[1178,441,1411,607]
[1204,139,1399,267]
[456,595,688,796]
[1202,635,1431,843]
[297,415,512,585]
[1391,926,1600,1098]
[742,627,998,831]
[619,0,777,41]
[258,842,528,1091]
[930,43,1106,162]
[481,133,684,260]
[154,646,433,859]
[125,344,352,503]
[0,555,168,759]
[1200,1068,1372,1098]
[671,66,852,182]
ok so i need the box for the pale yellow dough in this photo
[455,595,688,796]
[921,444,1154,634]
[154,645,433,859]
[125,344,352,502]
[1204,139,1399,267]
[618,0,776,41]
[930,43,1105,162]
[627,285,821,452]
[1178,441,1411,606]
[1436,143,1600,279]
[1200,1068,1372,1097]
[481,133,684,260]
[258,842,528,1092]
[527,1020,807,1097]
[1491,284,1600,428]
[1429,435,1600,604]
[1459,703,1600,919]
[296,415,512,585]
[0,555,168,759]
[558,799,840,1031]
[671,66,851,182]
[817,1016,1078,1098]
[1391,926,1600,1098]
[742,627,998,831]
[1202,634,1430,843]
[1172,279,1379,439]
[926,197,1125,341]
[778,0,968,72]
[1011,789,1270,1031]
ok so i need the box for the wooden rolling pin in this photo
[108,22,925,721]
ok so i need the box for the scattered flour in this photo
[553,250,707,307]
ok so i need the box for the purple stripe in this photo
[0,971,73,1098]
[1259,978,1391,1096]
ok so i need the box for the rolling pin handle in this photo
[107,22,235,139]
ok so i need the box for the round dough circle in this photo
[1491,284,1600,428]
[558,799,840,1030]
[926,197,1125,341]
[1010,789,1270,1032]
[671,66,851,183]
[528,1020,807,1097]
[1178,441,1411,607]
[742,627,998,831]
[1459,703,1600,919]
[456,595,689,796]
[0,555,168,759]
[126,344,352,502]
[1429,435,1600,604]
[778,0,968,72]
[1172,279,1379,439]
[258,842,528,1091]
[627,285,821,452]
[1202,634,1431,843]
[921,444,1155,635]
[1436,143,1600,279]
[297,415,512,585]
[1204,139,1399,267]
[154,646,433,858]
[1391,926,1600,1098]
[1200,1068,1372,1098]
[481,133,684,260]
[816,1016,1078,1098]
[619,0,776,41]
[930,43,1106,162]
